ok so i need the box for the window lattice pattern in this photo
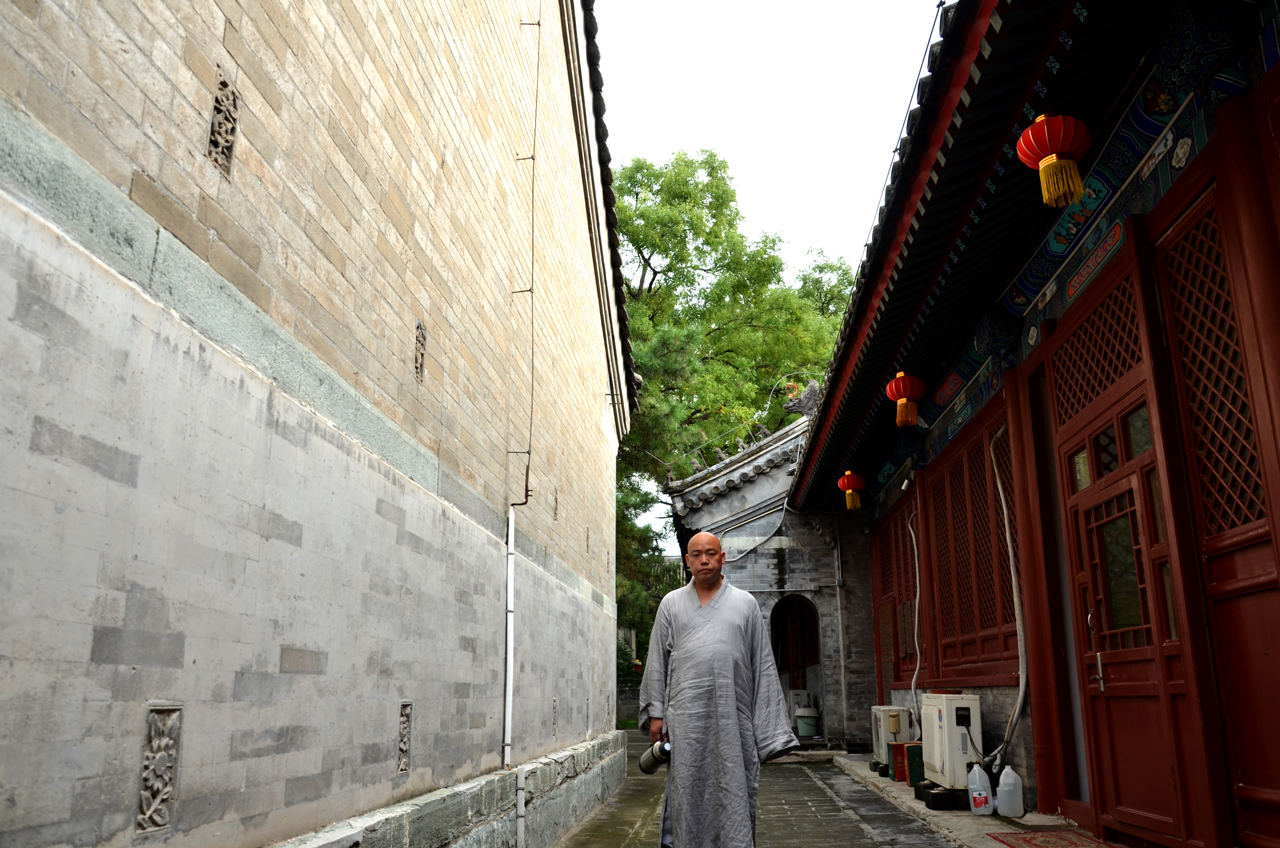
[970,445,997,631]
[875,504,922,680]
[1164,207,1267,535]
[1051,278,1143,426]
[880,523,895,600]
[929,417,1021,668]
[951,464,973,636]
[933,479,955,638]
[991,430,1019,619]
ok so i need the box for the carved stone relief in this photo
[137,708,181,834]
[398,702,411,774]
[206,72,240,178]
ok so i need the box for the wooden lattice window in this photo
[929,414,1020,669]
[1051,278,1143,426]
[992,430,1019,619]
[874,502,920,683]
[1162,205,1267,536]
[932,478,955,639]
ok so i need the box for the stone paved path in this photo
[555,731,953,847]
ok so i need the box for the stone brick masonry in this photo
[0,0,628,591]
[0,0,630,841]
[0,172,617,846]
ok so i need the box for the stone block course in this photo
[0,184,619,847]
[0,0,628,840]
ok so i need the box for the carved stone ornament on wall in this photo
[398,702,412,774]
[137,708,181,834]
[206,71,240,178]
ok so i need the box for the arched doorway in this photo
[770,594,822,737]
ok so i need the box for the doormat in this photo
[987,833,1111,848]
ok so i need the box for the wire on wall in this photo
[510,5,543,507]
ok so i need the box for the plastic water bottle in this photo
[997,766,1025,817]
[968,765,994,815]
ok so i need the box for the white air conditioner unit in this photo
[870,705,912,765]
[921,693,982,790]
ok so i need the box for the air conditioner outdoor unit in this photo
[920,692,982,790]
[870,705,912,765]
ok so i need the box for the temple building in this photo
[677,2,1280,846]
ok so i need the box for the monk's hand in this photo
[649,718,663,743]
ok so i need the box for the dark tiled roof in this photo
[791,0,1174,511]
[581,0,640,411]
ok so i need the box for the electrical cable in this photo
[509,7,543,507]
[988,424,1026,769]
[906,509,923,740]
[665,370,828,471]
[965,724,986,760]
[857,1,944,265]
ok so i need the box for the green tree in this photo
[616,151,853,481]
[797,248,857,318]
[611,150,857,669]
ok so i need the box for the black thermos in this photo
[638,740,671,774]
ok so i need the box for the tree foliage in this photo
[611,150,857,653]
[616,150,854,481]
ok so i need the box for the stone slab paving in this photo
[833,755,1115,848]
[553,731,955,847]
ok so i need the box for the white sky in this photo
[593,0,944,276]
[594,1,944,552]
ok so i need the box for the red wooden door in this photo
[1151,184,1280,848]
[1046,261,1217,846]
[1059,390,1187,840]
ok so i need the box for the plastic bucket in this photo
[796,715,818,737]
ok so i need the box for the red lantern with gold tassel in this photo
[1017,114,1092,207]
[837,471,864,510]
[885,372,926,427]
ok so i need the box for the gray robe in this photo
[639,579,798,848]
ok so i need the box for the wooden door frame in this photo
[1010,227,1232,843]
[1059,391,1186,843]
[1140,93,1280,848]
[1010,367,1092,820]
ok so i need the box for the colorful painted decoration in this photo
[885,372,927,427]
[1017,114,1092,207]
[837,471,864,511]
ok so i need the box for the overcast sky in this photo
[594,1,944,552]
[593,0,944,277]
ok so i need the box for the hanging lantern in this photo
[885,372,927,427]
[1017,114,1092,208]
[837,471,865,511]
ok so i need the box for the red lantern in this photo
[634,658,643,673]
[837,471,864,511]
[1017,114,1092,208]
[885,372,926,427]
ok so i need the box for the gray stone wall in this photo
[0,186,616,848]
[725,512,846,745]
[836,513,877,752]
[275,731,627,848]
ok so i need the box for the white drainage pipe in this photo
[504,506,516,768]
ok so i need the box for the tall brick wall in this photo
[0,0,628,843]
[0,178,617,848]
[0,0,625,592]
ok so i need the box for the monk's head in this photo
[685,532,726,588]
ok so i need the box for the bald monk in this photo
[639,531,798,848]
